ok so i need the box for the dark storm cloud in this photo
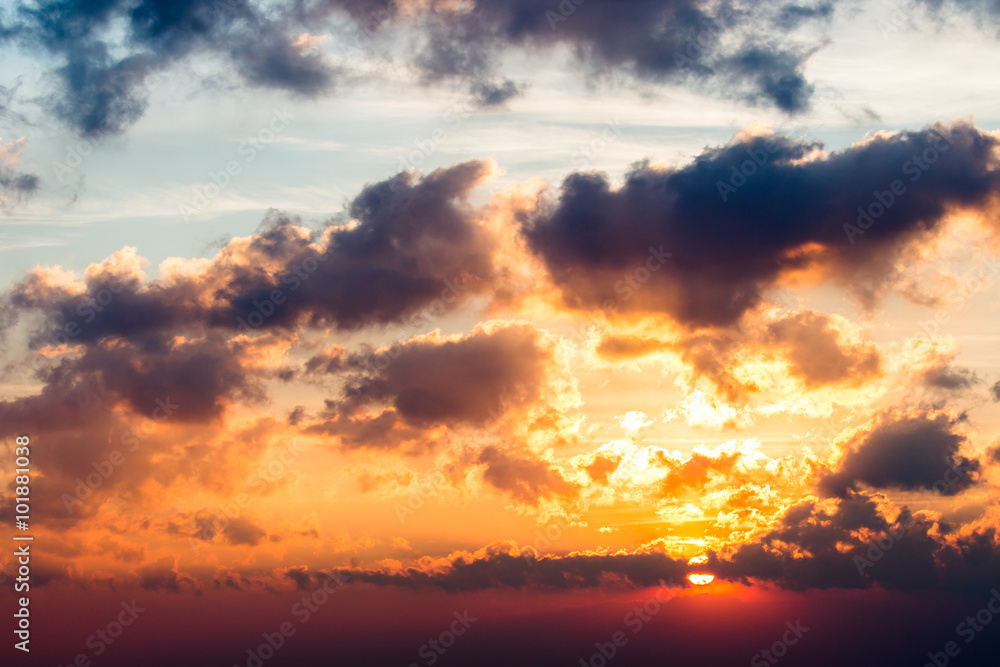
[523,120,1000,328]
[300,542,689,591]
[819,411,981,497]
[74,333,262,422]
[336,324,549,426]
[10,0,345,135]
[7,0,837,134]
[411,0,823,113]
[991,380,1000,401]
[713,490,1000,594]
[918,0,1000,21]
[920,363,979,391]
[303,323,555,450]
[0,333,258,426]
[713,491,931,590]
[0,331,271,527]
[773,2,835,29]
[0,161,496,344]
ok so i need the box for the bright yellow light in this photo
[687,574,715,586]
[688,555,709,565]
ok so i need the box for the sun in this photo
[687,555,714,585]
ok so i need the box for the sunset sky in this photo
[3,1,1000,666]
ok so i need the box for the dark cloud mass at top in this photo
[409,0,824,113]
[7,0,348,135]
[0,0,836,135]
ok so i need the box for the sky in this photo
[2,1,1000,666]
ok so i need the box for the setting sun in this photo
[687,574,716,586]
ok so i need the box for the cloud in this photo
[409,0,826,113]
[0,335,281,525]
[317,541,688,591]
[5,0,838,135]
[0,137,39,209]
[523,121,1000,328]
[712,491,939,590]
[339,323,550,424]
[0,162,498,344]
[917,0,1000,23]
[819,409,981,497]
[713,489,1000,594]
[193,513,269,546]
[920,363,979,391]
[11,0,347,135]
[0,332,260,426]
[139,558,192,593]
[773,2,835,30]
[303,321,561,451]
[595,334,671,360]
[767,310,881,387]
[475,445,579,506]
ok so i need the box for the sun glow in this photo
[687,574,715,586]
